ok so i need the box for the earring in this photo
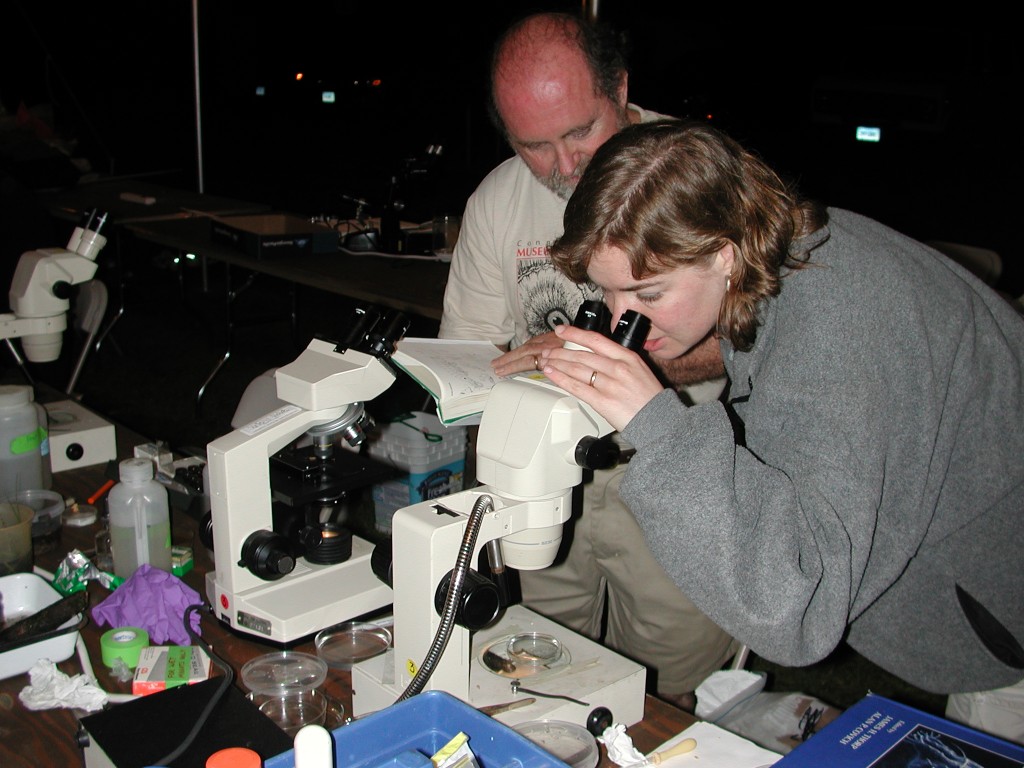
[726,277,731,293]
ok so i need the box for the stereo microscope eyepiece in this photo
[572,299,610,333]
[611,310,651,353]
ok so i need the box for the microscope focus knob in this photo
[435,569,500,631]
[370,538,394,586]
[239,530,295,580]
[52,280,73,300]
[575,435,621,470]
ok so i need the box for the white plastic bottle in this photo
[0,385,43,500]
[108,458,172,579]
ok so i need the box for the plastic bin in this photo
[265,690,567,768]
[368,413,467,533]
[0,572,82,679]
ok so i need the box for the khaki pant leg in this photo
[521,466,738,695]
[593,466,739,694]
[518,485,606,641]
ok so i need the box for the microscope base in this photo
[352,605,646,728]
[206,535,392,642]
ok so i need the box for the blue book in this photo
[777,693,1024,766]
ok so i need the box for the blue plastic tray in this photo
[265,690,568,768]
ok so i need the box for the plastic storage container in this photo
[108,458,172,579]
[264,690,568,768]
[368,413,466,533]
[0,572,83,678]
[241,651,330,738]
[0,385,43,501]
[13,488,64,555]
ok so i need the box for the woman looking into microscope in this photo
[539,120,1024,741]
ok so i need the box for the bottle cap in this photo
[119,457,154,483]
[0,385,32,408]
[205,747,262,768]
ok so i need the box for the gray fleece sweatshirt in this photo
[620,209,1024,694]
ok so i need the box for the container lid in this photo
[240,651,327,694]
[119,457,154,483]
[0,385,32,408]
[513,720,599,768]
[206,747,262,768]
[315,621,392,670]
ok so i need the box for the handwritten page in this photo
[393,338,502,398]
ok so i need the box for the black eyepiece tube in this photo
[611,310,651,353]
[338,306,382,352]
[572,300,610,333]
[367,310,411,358]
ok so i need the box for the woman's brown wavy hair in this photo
[552,120,826,351]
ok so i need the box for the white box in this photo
[44,400,116,472]
[132,645,211,695]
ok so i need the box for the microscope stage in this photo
[351,605,646,728]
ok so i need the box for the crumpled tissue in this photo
[599,724,646,767]
[91,565,202,645]
[19,658,107,712]
[696,670,766,721]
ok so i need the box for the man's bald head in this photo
[488,13,627,139]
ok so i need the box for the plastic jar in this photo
[108,458,172,579]
[241,651,329,737]
[0,385,43,501]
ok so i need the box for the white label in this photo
[240,405,302,436]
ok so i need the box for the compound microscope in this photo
[1,210,107,363]
[205,308,409,641]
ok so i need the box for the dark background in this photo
[1,2,1019,717]
[3,3,1021,292]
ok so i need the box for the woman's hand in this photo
[492,330,565,377]
[541,325,664,432]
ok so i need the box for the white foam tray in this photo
[0,572,81,679]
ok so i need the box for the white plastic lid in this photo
[0,385,32,409]
[119,457,154,483]
[241,651,327,694]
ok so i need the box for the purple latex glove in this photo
[91,565,203,645]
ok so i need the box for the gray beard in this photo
[539,157,589,200]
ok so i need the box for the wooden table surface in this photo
[0,421,694,767]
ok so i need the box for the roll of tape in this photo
[101,626,150,669]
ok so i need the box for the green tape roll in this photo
[100,626,149,669]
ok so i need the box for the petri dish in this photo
[241,650,327,695]
[315,621,392,670]
[479,634,571,679]
[514,720,599,768]
[508,632,562,663]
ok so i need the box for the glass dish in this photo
[507,632,562,664]
[241,650,327,694]
[513,720,598,768]
[479,634,571,679]
[315,621,392,670]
